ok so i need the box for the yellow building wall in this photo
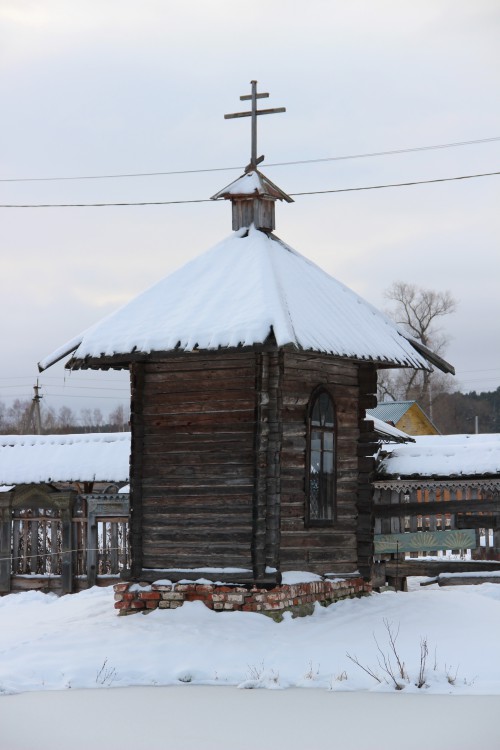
[396,405,440,435]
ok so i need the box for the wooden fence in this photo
[0,485,129,595]
[373,478,500,586]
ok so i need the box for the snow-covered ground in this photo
[1,581,500,748]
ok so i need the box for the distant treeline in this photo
[1,386,499,435]
[0,400,129,434]
[433,386,500,434]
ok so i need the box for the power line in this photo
[1,393,130,400]
[0,198,212,208]
[0,169,498,208]
[1,135,499,183]
[456,367,500,375]
[0,384,129,392]
[291,170,500,196]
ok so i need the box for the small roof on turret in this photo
[211,169,293,202]
[39,226,449,373]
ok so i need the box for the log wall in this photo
[129,349,375,579]
[278,353,372,575]
[130,354,257,571]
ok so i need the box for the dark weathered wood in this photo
[61,505,74,594]
[452,515,497,529]
[0,497,12,593]
[265,352,283,572]
[129,363,145,578]
[118,344,381,580]
[354,364,378,578]
[385,560,500,577]
[438,574,500,586]
[252,352,269,577]
[133,355,257,571]
[276,352,362,574]
[375,499,500,518]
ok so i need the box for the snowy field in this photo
[1,581,500,748]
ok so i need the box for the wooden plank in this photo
[385,560,500,577]
[0,507,12,592]
[374,499,500,518]
[129,362,145,577]
[61,509,73,594]
[252,351,269,577]
[12,519,20,575]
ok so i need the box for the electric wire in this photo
[1,135,499,183]
[0,170,498,208]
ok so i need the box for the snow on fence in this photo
[0,489,130,595]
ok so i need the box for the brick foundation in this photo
[113,577,371,617]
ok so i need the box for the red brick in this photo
[113,583,130,593]
[138,591,161,601]
[130,600,146,609]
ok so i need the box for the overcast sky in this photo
[1,0,499,419]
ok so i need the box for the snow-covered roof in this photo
[211,170,294,202]
[0,432,131,485]
[39,227,434,372]
[377,434,500,478]
[367,416,414,443]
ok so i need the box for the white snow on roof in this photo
[221,172,264,196]
[40,227,430,371]
[0,432,131,485]
[211,170,294,202]
[378,434,500,478]
[367,416,414,442]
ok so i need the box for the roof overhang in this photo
[404,336,455,375]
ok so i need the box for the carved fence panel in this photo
[0,486,129,595]
[373,480,500,562]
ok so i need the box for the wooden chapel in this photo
[39,82,453,588]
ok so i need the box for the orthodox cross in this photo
[224,80,285,172]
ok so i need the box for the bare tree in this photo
[6,399,31,434]
[57,405,76,433]
[41,405,58,433]
[0,401,7,432]
[379,282,457,419]
[92,408,104,432]
[109,404,128,431]
[80,408,94,432]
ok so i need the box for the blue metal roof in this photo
[367,401,415,425]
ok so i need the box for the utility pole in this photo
[23,380,43,435]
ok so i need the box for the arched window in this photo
[307,390,336,525]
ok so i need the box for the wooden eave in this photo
[211,170,294,203]
[404,337,455,375]
[65,342,417,372]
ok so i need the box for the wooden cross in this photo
[224,80,285,171]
